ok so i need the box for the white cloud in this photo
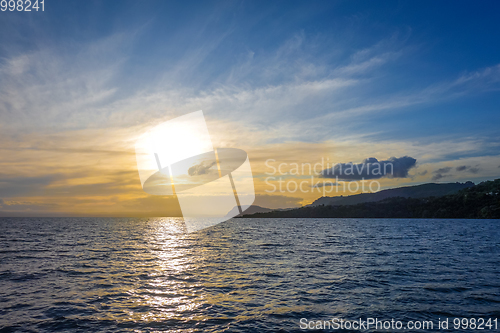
[1,30,499,151]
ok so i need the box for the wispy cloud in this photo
[0,33,128,130]
[1,27,499,144]
[1,25,500,214]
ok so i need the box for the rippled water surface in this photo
[0,218,499,332]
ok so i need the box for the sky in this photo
[0,0,499,216]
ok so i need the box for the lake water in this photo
[0,218,499,332]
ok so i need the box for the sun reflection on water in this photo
[123,218,204,324]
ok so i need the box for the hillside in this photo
[242,179,500,219]
[310,181,475,206]
[225,205,274,217]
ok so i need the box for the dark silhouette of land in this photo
[241,179,500,219]
[309,181,474,206]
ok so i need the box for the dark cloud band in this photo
[320,156,417,181]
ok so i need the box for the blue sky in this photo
[2,1,499,135]
[0,0,499,214]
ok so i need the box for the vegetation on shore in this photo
[243,179,500,219]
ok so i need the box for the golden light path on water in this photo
[1,217,499,332]
[81,217,203,331]
[79,217,314,331]
[128,218,202,326]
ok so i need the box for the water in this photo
[0,218,499,332]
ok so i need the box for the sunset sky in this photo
[1,0,500,216]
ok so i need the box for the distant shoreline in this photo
[241,179,500,219]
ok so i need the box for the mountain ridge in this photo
[241,179,500,219]
[309,181,475,207]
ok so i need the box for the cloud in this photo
[1,26,499,150]
[320,156,417,180]
[431,165,480,180]
[452,64,500,91]
[0,174,62,197]
[435,167,452,174]
[0,33,127,131]
[468,167,479,174]
[432,173,446,181]
[0,200,60,212]
[1,25,499,215]
[432,167,452,181]
[300,63,500,137]
[334,48,403,76]
[188,160,218,176]
[456,165,480,174]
